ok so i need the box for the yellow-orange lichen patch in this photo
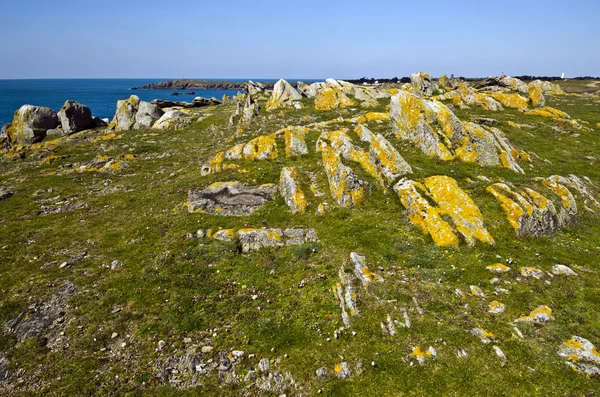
[490,92,529,110]
[393,178,459,246]
[280,167,308,214]
[424,176,494,246]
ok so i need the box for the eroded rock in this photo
[57,100,95,134]
[188,182,277,216]
[6,105,59,144]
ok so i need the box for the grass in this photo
[1,81,600,395]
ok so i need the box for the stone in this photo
[521,267,544,279]
[111,95,140,131]
[424,176,495,245]
[93,117,109,127]
[201,345,214,353]
[515,306,553,324]
[238,228,284,253]
[315,79,356,110]
[134,101,164,129]
[394,176,493,247]
[489,301,506,314]
[487,264,511,273]
[6,105,59,144]
[280,167,308,214]
[557,336,600,375]
[394,178,459,246]
[7,281,75,343]
[546,175,599,211]
[493,346,507,365]
[245,80,266,96]
[350,252,383,286]
[0,123,9,149]
[297,81,319,98]
[335,362,352,379]
[552,264,577,276]
[110,260,123,270]
[315,367,327,380]
[410,72,435,97]
[412,346,437,364]
[57,100,95,134]
[470,285,486,298]
[317,140,370,208]
[333,266,359,327]
[241,94,260,123]
[282,126,308,157]
[472,328,494,344]
[265,79,302,111]
[258,358,270,373]
[486,183,571,237]
[188,182,277,216]
[489,92,529,110]
[499,75,528,93]
[355,125,413,183]
[152,110,194,130]
[243,134,278,160]
[528,83,545,108]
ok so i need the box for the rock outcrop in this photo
[486,182,577,237]
[135,101,165,129]
[187,181,277,216]
[6,105,59,145]
[410,72,436,97]
[558,336,600,375]
[316,139,370,208]
[527,83,545,108]
[390,91,527,172]
[280,167,308,214]
[265,79,302,111]
[394,176,494,246]
[57,100,96,135]
[152,110,193,130]
[315,79,356,110]
[198,227,317,252]
[111,95,140,131]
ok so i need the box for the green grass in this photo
[1,86,600,396]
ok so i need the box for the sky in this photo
[0,0,598,79]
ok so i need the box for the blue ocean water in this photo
[0,79,243,126]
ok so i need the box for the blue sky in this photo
[0,0,598,79]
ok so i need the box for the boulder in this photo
[558,336,600,375]
[111,95,140,131]
[6,105,59,145]
[245,80,266,96]
[297,81,318,98]
[57,100,95,134]
[527,82,545,108]
[315,79,356,110]
[280,167,308,214]
[187,181,278,216]
[265,79,302,111]
[152,110,194,130]
[134,101,164,129]
[410,72,436,97]
[499,75,528,93]
[241,94,260,123]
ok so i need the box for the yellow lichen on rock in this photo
[317,141,369,208]
[242,134,278,160]
[356,112,391,123]
[515,305,553,323]
[315,79,356,110]
[490,92,529,110]
[282,126,309,157]
[528,83,545,108]
[280,167,308,214]
[424,176,494,246]
[487,263,511,273]
[393,178,459,246]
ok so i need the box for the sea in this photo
[0,79,246,126]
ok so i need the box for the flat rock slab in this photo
[188,181,277,216]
